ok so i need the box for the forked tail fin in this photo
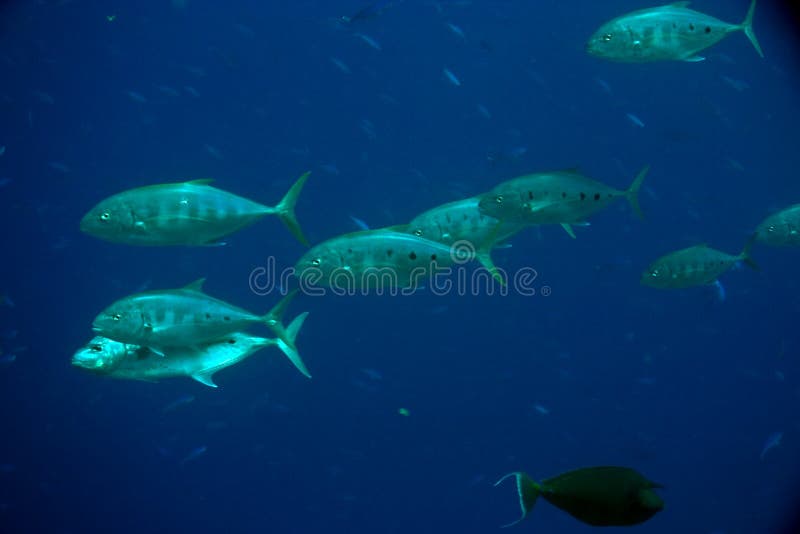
[276,312,311,379]
[274,171,311,246]
[740,0,764,58]
[626,165,649,220]
[494,472,541,528]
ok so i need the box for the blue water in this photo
[1,1,799,532]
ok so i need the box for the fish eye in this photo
[650,270,659,277]
[112,314,121,321]
[495,195,504,204]
[767,225,776,233]
[311,258,321,266]
[412,229,423,237]
[99,211,111,222]
[602,33,613,42]
[90,344,103,352]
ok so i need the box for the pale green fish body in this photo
[641,240,758,289]
[295,229,491,289]
[80,172,310,246]
[92,279,298,353]
[73,318,310,387]
[586,0,763,62]
[405,196,525,246]
[478,167,647,235]
[755,204,800,247]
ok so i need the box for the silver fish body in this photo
[586,0,762,62]
[80,172,309,246]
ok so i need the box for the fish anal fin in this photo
[560,223,577,239]
[683,55,705,62]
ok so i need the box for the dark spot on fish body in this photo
[205,313,211,319]
[528,191,534,200]
[688,23,695,32]
[562,192,567,199]
[223,316,231,322]
[430,254,437,261]
[580,192,586,201]
[409,252,417,260]
[227,338,236,344]
[705,26,711,34]
[594,193,600,201]
[386,249,393,257]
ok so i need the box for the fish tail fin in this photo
[274,171,311,246]
[276,312,312,379]
[261,290,299,350]
[626,165,649,220]
[740,233,760,271]
[741,0,764,58]
[494,472,541,528]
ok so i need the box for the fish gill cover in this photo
[0,1,799,533]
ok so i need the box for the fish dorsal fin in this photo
[670,1,691,7]
[183,278,206,292]
[185,178,213,185]
[191,371,218,388]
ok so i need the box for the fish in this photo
[625,112,645,128]
[445,22,466,40]
[641,238,759,289]
[443,67,461,86]
[354,33,382,51]
[586,0,763,62]
[330,57,352,74]
[495,466,663,527]
[478,166,648,238]
[403,196,525,273]
[179,445,207,466]
[80,171,310,246]
[759,431,783,460]
[92,280,302,357]
[754,203,800,247]
[126,90,147,103]
[73,314,310,386]
[0,146,5,156]
[162,394,195,412]
[349,215,370,231]
[339,1,396,24]
[295,229,498,290]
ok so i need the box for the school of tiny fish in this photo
[61,0,800,529]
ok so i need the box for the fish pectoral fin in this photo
[560,223,577,239]
[682,55,705,62]
[191,372,218,388]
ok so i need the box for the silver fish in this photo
[92,280,300,356]
[586,0,763,62]
[73,315,310,386]
[80,172,309,246]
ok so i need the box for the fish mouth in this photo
[91,325,102,333]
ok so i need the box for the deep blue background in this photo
[1,1,799,532]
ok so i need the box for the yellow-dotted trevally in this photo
[754,204,800,247]
[80,171,310,246]
[478,167,648,238]
[92,280,300,355]
[295,229,497,290]
[73,316,310,387]
[405,197,525,247]
[586,0,763,62]
[641,238,759,289]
